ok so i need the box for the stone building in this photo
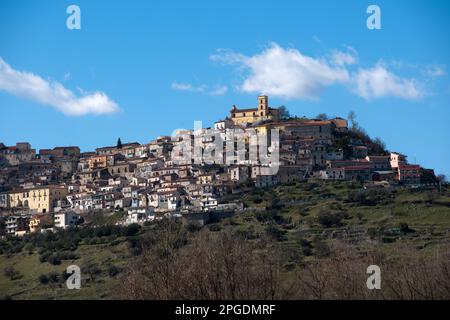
[8,185,68,213]
[230,96,279,125]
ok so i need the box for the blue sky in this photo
[0,0,449,176]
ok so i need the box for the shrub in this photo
[123,224,141,237]
[108,265,121,277]
[318,211,343,228]
[299,238,313,249]
[265,224,287,241]
[382,237,397,244]
[252,196,263,204]
[84,263,102,281]
[39,274,49,284]
[48,271,60,283]
[47,254,62,265]
[39,251,51,263]
[399,222,412,233]
[268,197,284,210]
[302,246,313,257]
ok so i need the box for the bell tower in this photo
[258,95,268,116]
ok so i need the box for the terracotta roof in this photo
[342,165,371,170]
[367,155,390,159]
[259,120,332,128]
[232,107,258,113]
[399,164,420,170]
[156,190,180,196]
[54,146,80,150]
[330,159,369,166]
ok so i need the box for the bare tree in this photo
[437,174,447,184]
[117,230,295,299]
[347,110,357,129]
[116,228,450,300]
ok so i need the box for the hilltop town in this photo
[0,96,440,236]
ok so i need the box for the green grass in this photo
[231,181,450,257]
[0,240,130,299]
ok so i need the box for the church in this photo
[230,95,280,125]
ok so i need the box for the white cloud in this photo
[330,47,358,66]
[0,57,120,116]
[211,43,426,101]
[171,82,206,93]
[210,43,350,99]
[209,85,228,96]
[353,63,424,100]
[424,65,446,78]
[171,82,227,96]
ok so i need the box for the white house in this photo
[54,211,81,229]
[200,196,218,211]
[125,207,154,225]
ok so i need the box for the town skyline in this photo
[1,0,449,178]
[2,99,447,177]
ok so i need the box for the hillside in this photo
[1,180,449,300]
